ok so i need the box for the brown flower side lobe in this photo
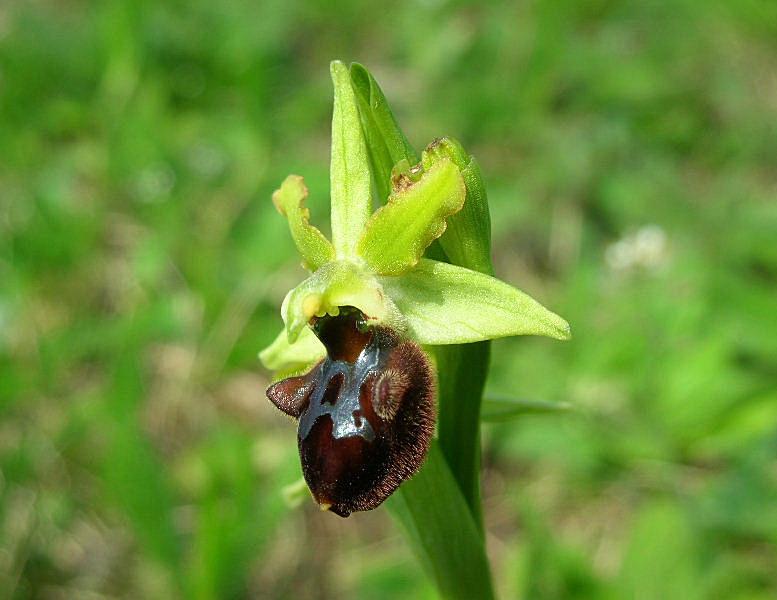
[266,308,435,517]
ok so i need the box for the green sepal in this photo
[281,260,402,343]
[422,138,493,275]
[259,326,326,373]
[349,63,419,201]
[271,175,335,271]
[329,61,373,258]
[380,258,571,344]
[357,159,466,275]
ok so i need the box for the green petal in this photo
[422,138,493,275]
[282,260,402,342]
[259,326,326,372]
[272,175,335,271]
[379,258,571,344]
[357,158,466,275]
[329,60,372,258]
[349,63,418,202]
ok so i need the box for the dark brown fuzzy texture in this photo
[265,308,436,517]
[266,373,315,418]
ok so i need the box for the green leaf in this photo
[422,138,493,275]
[258,326,325,372]
[349,63,418,201]
[357,159,466,275]
[386,443,495,600]
[281,260,400,343]
[380,258,571,344]
[329,60,372,257]
[480,394,573,422]
[271,175,335,271]
[431,343,490,530]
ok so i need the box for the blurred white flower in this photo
[133,163,176,203]
[606,224,668,272]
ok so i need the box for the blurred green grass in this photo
[2,0,777,598]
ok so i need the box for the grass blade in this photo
[481,394,573,422]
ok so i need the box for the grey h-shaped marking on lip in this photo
[298,342,385,442]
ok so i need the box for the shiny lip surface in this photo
[266,307,436,517]
[297,341,384,442]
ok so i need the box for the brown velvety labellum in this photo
[266,308,435,517]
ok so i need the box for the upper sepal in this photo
[329,61,372,258]
[349,62,418,201]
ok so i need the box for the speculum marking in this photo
[298,339,383,442]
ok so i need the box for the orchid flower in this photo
[259,61,569,519]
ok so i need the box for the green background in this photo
[2,1,776,598]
